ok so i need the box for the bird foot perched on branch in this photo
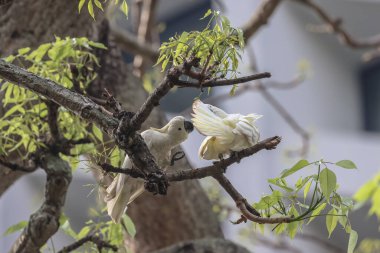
[144,171,169,195]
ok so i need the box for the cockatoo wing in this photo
[192,99,234,144]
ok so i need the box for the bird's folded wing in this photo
[192,100,233,144]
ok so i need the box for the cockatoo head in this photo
[152,116,193,145]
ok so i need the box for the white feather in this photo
[192,99,262,160]
[104,116,191,223]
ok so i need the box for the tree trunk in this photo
[0,1,223,252]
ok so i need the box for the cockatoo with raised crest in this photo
[192,99,262,160]
[105,116,194,223]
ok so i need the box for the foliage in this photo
[156,10,245,83]
[0,37,108,169]
[59,211,135,252]
[78,0,128,19]
[356,239,380,253]
[354,172,380,220]
[250,159,357,250]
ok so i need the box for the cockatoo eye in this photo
[178,127,182,131]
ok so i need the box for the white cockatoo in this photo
[191,99,262,160]
[104,116,194,223]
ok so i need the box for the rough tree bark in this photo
[0,0,222,252]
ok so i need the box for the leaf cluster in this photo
[60,210,135,252]
[156,10,245,82]
[78,0,128,19]
[0,37,107,168]
[252,159,358,252]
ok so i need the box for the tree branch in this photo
[215,174,293,224]
[166,136,282,182]
[175,72,271,88]
[0,157,37,173]
[46,100,60,142]
[0,59,167,195]
[241,0,281,42]
[10,153,72,253]
[293,0,380,49]
[57,234,118,253]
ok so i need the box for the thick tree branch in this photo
[10,153,72,253]
[166,136,281,182]
[293,0,380,49]
[101,136,282,181]
[241,0,281,42]
[46,100,60,142]
[57,234,118,253]
[0,157,37,173]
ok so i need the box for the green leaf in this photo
[122,215,136,238]
[78,0,86,12]
[120,0,128,17]
[319,168,337,200]
[88,41,107,50]
[354,180,377,202]
[3,220,28,236]
[308,203,327,224]
[335,160,357,169]
[201,9,213,20]
[77,226,91,238]
[94,0,103,11]
[268,178,294,192]
[326,209,338,237]
[348,230,358,253]
[88,0,95,19]
[92,124,103,142]
[303,180,313,200]
[280,160,309,178]
[18,47,31,56]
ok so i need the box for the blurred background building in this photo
[1,0,380,252]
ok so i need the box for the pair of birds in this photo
[105,99,263,223]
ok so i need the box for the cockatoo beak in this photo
[184,120,194,133]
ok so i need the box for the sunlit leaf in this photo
[122,215,136,238]
[280,160,309,178]
[87,0,95,19]
[335,160,357,169]
[78,0,86,12]
[308,203,326,224]
[348,230,358,253]
[319,168,336,200]
[120,0,129,17]
[3,221,28,236]
[326,208,338,237]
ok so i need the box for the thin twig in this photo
[292,0,380,49]
[241,0,282,42]
[0,158,36,172]
[57,234,118,253]
[176,72,271,88]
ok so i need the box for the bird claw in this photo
[144,172,169,195]
[229,151,241,163]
